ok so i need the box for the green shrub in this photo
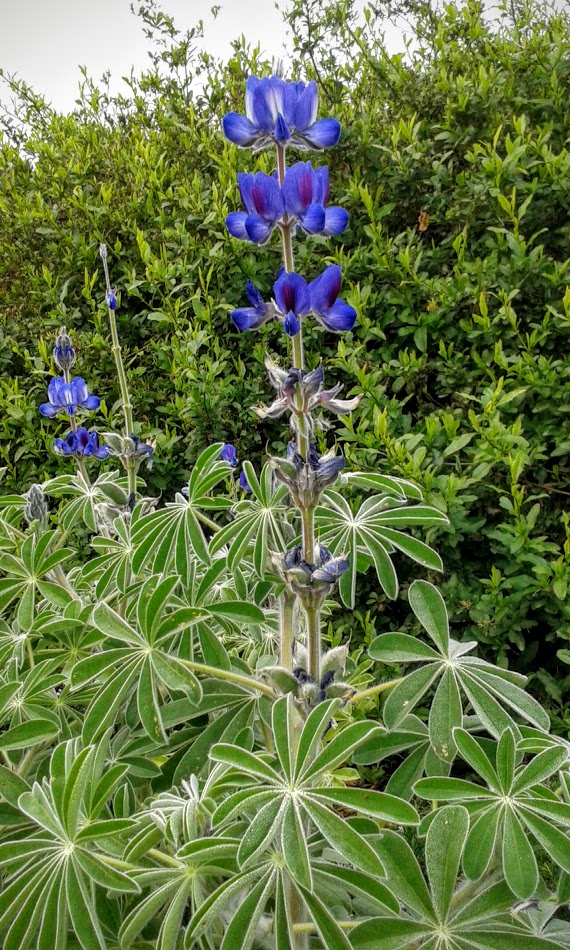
[1,0,570,708]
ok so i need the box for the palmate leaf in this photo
[315,489,447,607]
[350,805,562,950]
[43,470,130,534]
[209,461,290,577]
[209,696,418,888]
[414,727,570,899]
[130,442,232,582]
[72,574,204,744]
[370,580,550,760]
[0,739,138,950]
[0,529,74,628]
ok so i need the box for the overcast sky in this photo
[0,0,407,113]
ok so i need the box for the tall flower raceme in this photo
[224,74,358,687]
[39,326,108,473]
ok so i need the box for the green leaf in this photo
[0,764,31,806]
[408,580,449,655]
[151,650,201,699]
[453,729,500,790]
[369,633,440,663]
[272,695,294,781]
[519,808,570,874]
[383,664,441,730]
[238,795,283,866]
[209,743,282,784]
[374,829,435,919]
[303,795,385,877]
[425,805,469,922]
[294,699,341,780]
[463,806,501,880]
[511,745,569,795]
[282,799,312,889]
[311,787,418,825]
[0,719,58,751]
[301,722,383,783]
[297,885,354,950]
[503,806,538,899]
[220,871,275,950]
[350,917,430,950]
[414,777,495,801]
[428,669,462,762]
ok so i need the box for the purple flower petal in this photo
[40,402,59,418]
[94,446,110,460]
[220,444,238,466]
[47,376,65,404]
[246,280,265,310]
[274,114,291,143]
[251,79,275,130]
[245,76,260,122]
[273,272,310,317]
[294,81,318,130]
[311,166,329,205]
[245,214,274,244]
[83,395,101,411]
[226,212,249,239]
[317,300,357,332]
[299,203,326,234]
[232,307,269,331]
[223,112,259,146]
[323,207,349,236]
[281,161,314,215]
[305,118,341,149]
[239,470,251,492]
[309,265,343,313]
[283,311,301,337]
[70,378,89,406]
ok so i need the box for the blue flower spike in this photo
[309,265,357,332]
[40,377,101,418]
[220,444,238,467]
[223,76,341,152]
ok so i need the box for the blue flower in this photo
[106,291,118,311]
[239,469,251,492]
[40,377,100,418]
[273,272,311,337]
[54,427,109,459]
[309,265,356,332]
[282,162,349,236]
[223,76,341,152]
[226,171,284,244]
[231,280,275,331]
[220,443,238,466]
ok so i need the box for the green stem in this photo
[301,505,315,566]
[176,658,275,698]
[279,590,296,671]
[195,509,220,532]
[305,606,321,685]
[349,677,404,703]
[26,637,35,669]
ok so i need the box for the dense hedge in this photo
[1,0,570,714]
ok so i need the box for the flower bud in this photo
[23,484,48,528]
[106,291,118,311]
[53,327,76,372]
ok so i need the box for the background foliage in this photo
[1,0,570,714]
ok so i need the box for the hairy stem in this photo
[305,606,321,684]
[279,590,296,671]
[349,677,404,703]
[176,658,275,698]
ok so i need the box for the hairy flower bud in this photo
[53,327,76,372]
[23,484,48,528]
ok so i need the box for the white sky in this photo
[0,0,407,113]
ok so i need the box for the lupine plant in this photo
[0,70,569,950]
